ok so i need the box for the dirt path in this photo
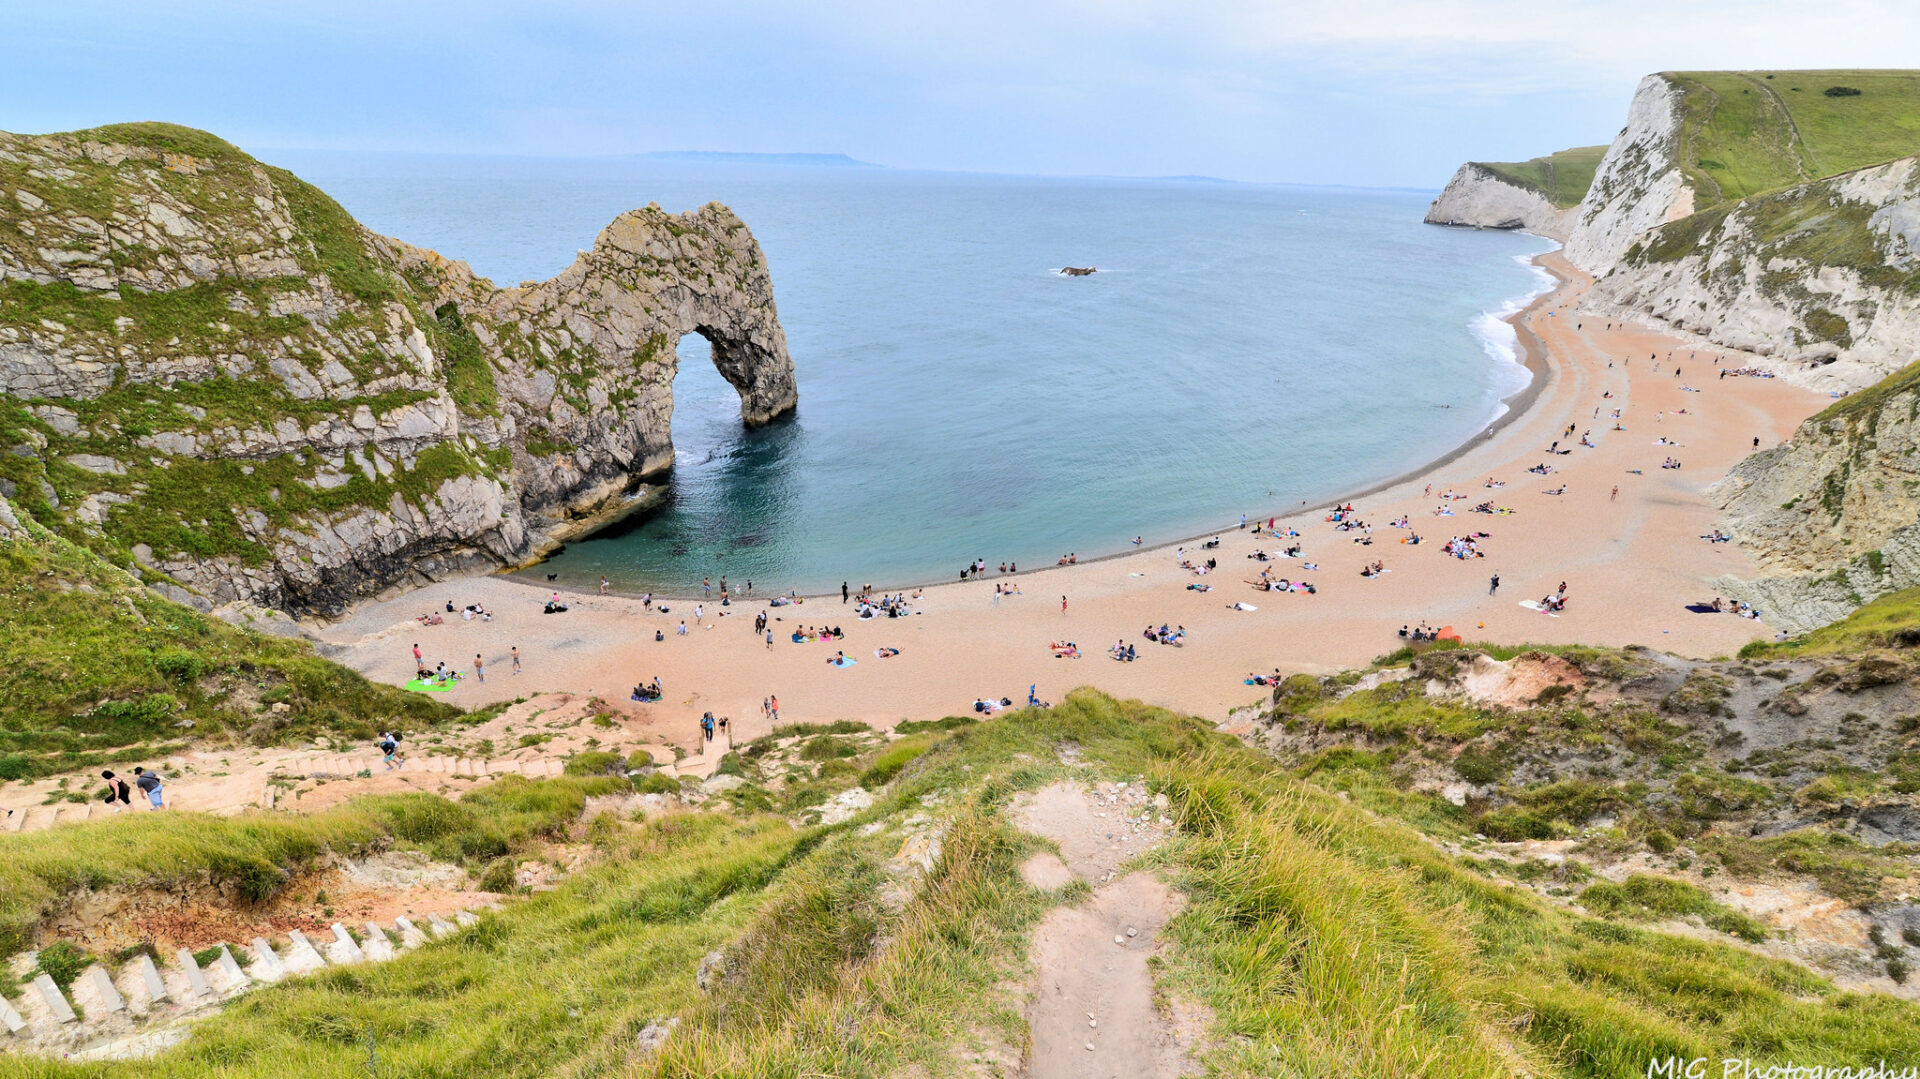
[1014,781,1197,1079]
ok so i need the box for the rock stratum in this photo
[1432,71,1920,632]
[0,123,796,617]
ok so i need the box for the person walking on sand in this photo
[511,646,521,675]
[843,581,849,604]
[473,654,485,682]
[1061,595,1068,615]
[678,620,688,636]
[412,642,422,666]
[701,712,715,742]
[765,628,774,650]
[769,695,779,724]
[1611,485,1619,501]
[1489,573,1500,596]
[695,603,704,625]
[101,770,131,812]
[133,766,164,810]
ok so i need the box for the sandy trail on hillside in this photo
[1015,782,1193,1079]
[305,251,1827,738]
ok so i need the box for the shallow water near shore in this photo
[270,152,1552,594]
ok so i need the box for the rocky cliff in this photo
[1586,155,1920,389]
[0,123,797,616]
[1710,376,1920,633]
[1563,75,1697,275]
[1423,164,1575,237]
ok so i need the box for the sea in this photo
[268,151,1556,595]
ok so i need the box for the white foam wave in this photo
[1472,243,1560,423]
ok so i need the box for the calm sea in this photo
[268,151,1554,594]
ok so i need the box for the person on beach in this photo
[1611,486,1619,501]
[474,654,485,682]
[1062,595,1068,615]
[511,646,521,675]
[101,770,131,812]
[1489,573,1500,596]
[766,629,774,650]
[133,766,164,810]
[412,642,422,666]
[769,695,779,724]
[701,712,715,742]
[678,621,688,636]
[843,582,850,604]
[703,577,712,598]
[600,576,610,595]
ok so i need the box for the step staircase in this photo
[2,907,489,1060]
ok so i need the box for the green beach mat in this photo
[406,678,456,692]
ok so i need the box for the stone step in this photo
[394,916,428,949]
[328,923,365,964]
[247,938,286,983]
[361,922,395,962]
[133,954,168,1005]
[427,913,456,938]
[0,992,25,1033]
[33,974,76,1024]
[283,930,328,973]
[82,965,125,1013]
[213,945,247,990]
[175,947,212,998]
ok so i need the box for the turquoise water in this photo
[270,153,1553,594]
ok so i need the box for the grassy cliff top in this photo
[1477,145,1608,208]
[1666,70,1920,204]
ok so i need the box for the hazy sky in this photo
[7,1,1918,187]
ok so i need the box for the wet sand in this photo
[314,251,1826,752]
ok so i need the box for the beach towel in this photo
[831,656,857,668]
[405,679,456,693]
[1517,600,1560,618]
[1231,602,1258,611]
[1684,603,1719,614]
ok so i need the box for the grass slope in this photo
[8,690,1917,1077]
[1668,70,1920,205]
[1479,145,1609,208]
[0,503,456,782]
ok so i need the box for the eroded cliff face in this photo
[1423,164,1574,238]
[1564,74,1696,275]
[1711,385,1920,634]
[1582,156,1920,391]
[0,123,796,616]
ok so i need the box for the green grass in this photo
[7,690,1912,1077]
[1579,873,1769,942]
[0,775,625,962]
[1740,585,1920,657]
[1667,70,1920,205]
[1479,145,1609,207]
[0,514,456,779]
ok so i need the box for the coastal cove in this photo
[275,152,1555,596]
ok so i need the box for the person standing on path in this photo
[842,581,849,604]
[1489,573,1500,596]
[511,646,521,675]
[379,732,404,770]
[133,767,164,810]
[474,654,485,682]
[100,770,131,812]
[701,712,715,742]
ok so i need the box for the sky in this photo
[5,1,1919,188]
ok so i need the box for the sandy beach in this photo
[312,250,1826,752]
